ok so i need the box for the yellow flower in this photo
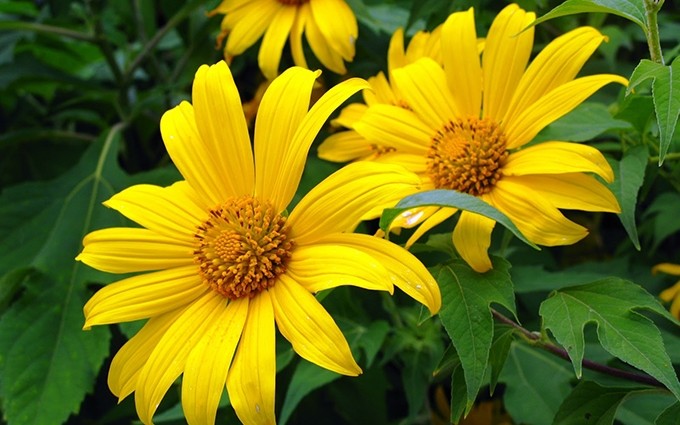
[77,61,440,425]
[321,4,626,273]
[652,263,680,318]
[210,0,357,80]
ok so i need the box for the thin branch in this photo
[643,0,665,64]
[491,309,665,388]
[0,21,94,42]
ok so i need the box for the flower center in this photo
[276,0,308,5]
[426,117,508,196]
[193,196,294,300]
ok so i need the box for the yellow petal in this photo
[225,0,280,55]
[303,3,347,74]
[135,292,226,425]
[504,27,606,124]
[482,4,535,119]
[353,104,432,154]
[315,233,441,315]
[366,72,399,106]
[192,62,255,197]
[290,7,309,69]
[669,294,680,319]
[331,102,367,128]
[317,130,373,162]
[387,27,407,74]
[288,161,421,245]
[653,263,680,276]
[226,290,277,425]
[309,0,357,61]
[374,152,428,175]
[452,210,496,273]
[442,8,482,117]
[488,179,588,246]
[104,182,205,241]
[286,244,393,293]
[507,174,620,213]
[84,266,206,329]
[272,274,362,375]
[505,74,628,148]
[255,66,320,210]
[258,5,296,80]
[108,309,182,401]
[77,228,192,274]
[392,58,458,129]
[182,298,248,425]
[404,207,457,248]
[406,25,442,64]
[504,141,615,182]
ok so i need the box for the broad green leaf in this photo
[627,58,680,164]
[448,346,468,424]
[655,402,680,425]
[500,342,573,425]
[401,346,442,420]
[534,103,632,143]
[352,320,390,368]
[643,192,680,251]
[380,189,538,249]
[539,278,680,400]
[617,392,676,424]
[279,360,341,425]
[434,257,516,414]
[531,0,647,32]
[553,381,638,425]
[488,324,514,395]
[607,145,648,250]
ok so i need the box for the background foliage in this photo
[0,0,679,424]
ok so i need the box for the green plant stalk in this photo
[643,0,665,64]
[0,21,94,42]
[491,309,665,388]
[650,152,680,163]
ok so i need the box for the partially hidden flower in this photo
[652,263,680,318]
[210,0,357,80]
[319,4,626,273]
[77,61,440,425]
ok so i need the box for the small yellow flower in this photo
[210,0,358,80]
[652,263,680,318]
[320,4,626,273]
[77,61,439,425]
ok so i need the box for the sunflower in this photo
[77,61,439,425]
[322,4,626,273]
[653,263,680,318]
[210,0,357,80]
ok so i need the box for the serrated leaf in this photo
[531,0,647,32]
[655,401,680,425]
[488,324,514,395]
[553,381,637,425]
[379,189,538,249]
[279,360,341,425]
[628,58,680,164]
[435,257,516,414]
[500,342,573,425]
[534,103,632,143]
[539,278,680,400]
[607,145,648,250]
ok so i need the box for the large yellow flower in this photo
[77,61,440,425]
[653,263,680,318]
[210,0,357,80]
[322,4,626,273]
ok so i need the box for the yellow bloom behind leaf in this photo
[77,61,439,425]
[210,0,358,80]
[653,263,680,318]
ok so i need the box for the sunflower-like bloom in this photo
[321,4,626,273]
[318,25,443,162]
[76,61,440,425]
[210,0,357,80]
[652,263,680,318]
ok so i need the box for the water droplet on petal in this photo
[255,404,261,413]
[415,285,422,290]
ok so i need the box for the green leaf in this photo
[617,392,676,424]
[628,58,680,164]
[500,342,573,425]
[607,145,648,250]
[531,0,647,33]
[655,402,680,425]
[448,346,468,424]
[379,189,538,249]
[279,360,341,425]
[534,103,632,143]
[644,192,680,251]
[488,324,514,395]
[435,257,516,414]
[553,381,637,425]
[539,278,680,400]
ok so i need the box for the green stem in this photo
[0,21,94,42]
[643,0,665,64]
[491,309,666,388]
[650,152,680,163]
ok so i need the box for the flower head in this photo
[653,263,680,318]
[210,0,358,80]
[320,4,626,273]
[77,61,439,425]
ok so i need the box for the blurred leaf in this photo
[352,320,390,368]
[533,103,632,143]
[488,324,514,395]
[643,192,680,251]
[616,94,655,133]
[553,381,636,425]
[617,392,677,424]
[655,402,680,425]
[627,58,680,164]
[401,346,442,420]
[607,145,648,250]
[500,342,573,425]
[380,189,538,249]
[279,360,341,425]
[532,0,647,32]
[539,278,680,400]
[434,257,516,415]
